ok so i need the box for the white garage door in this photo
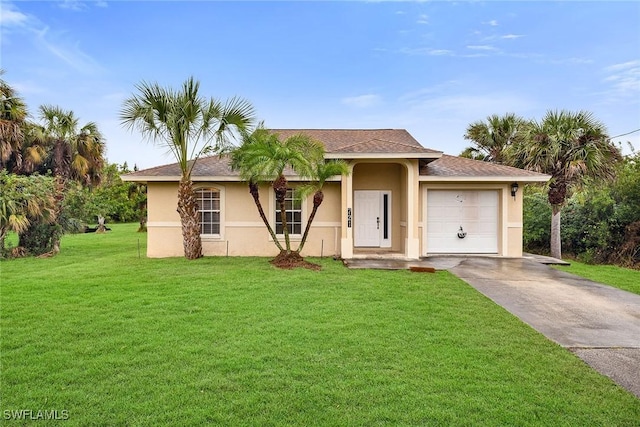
[426,190,499,254]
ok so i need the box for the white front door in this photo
[354,191,391,247]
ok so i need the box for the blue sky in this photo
[2,1,639,169]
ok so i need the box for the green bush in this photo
[523,188,551,254]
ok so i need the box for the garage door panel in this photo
[426,190,499,254]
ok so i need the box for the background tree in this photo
[18,105,106,255]
[0,171,56,257]
[512,110,622,259]
[0,70,27,171]
[462,113,528,164]
[121,77,255,259]
[63,163,147,228]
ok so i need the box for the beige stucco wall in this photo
[144,174,526,259]
[419,182,524,257]
[146,181,342,258]
[506,182,524,257]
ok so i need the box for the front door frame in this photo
[354,190,392,248]
[341,159,420,260]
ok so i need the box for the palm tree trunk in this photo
[550,204,562,260]
[249,182,283,251]
[49,175,67,255]
[177,178,202,260]
[297,190,323,253]
[0,229,7,255]
[273,174,291,253]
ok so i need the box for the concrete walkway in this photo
[436,256,640,399]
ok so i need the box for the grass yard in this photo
[1,224,639,426]
[555,261,640,295]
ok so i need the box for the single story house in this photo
[123,129,550,259]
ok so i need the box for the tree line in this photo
[0,70,145,257]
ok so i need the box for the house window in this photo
[196,188,220,235]
[276,188,302,235]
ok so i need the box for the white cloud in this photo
[466,45,498,51]
[1,3,103,74]
[603,60,640,98]
[486,20,499,27]
[58,1,88,11]
[33,26,103,73]
[502,34,523,40]
[605,60,640,73]
[341,94,382,108]
[417,14,428,25]
[400,47,454,56]
[0,6,28,26]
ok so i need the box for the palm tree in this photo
[463,113,528,164]
[0,70,28,171]
[0,171,56,256]
[296,160,349,253]
[513,110,622,259]
[14,122,48,174]
[16,106,106,255]
[37,105,106,185]
[120,77,255,259]
[231,126,326,256]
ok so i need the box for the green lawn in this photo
[555,261,640,295]
[1,224,639,426]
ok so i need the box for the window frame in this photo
[195,187,223,238]
[274,187,303,237]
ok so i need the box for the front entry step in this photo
[343,258,436,271]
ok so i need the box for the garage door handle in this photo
[377,217,380,229]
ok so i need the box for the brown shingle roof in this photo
[270,129,441,155]
[420,155,550,180]
[124,155,238,180]
[122,129,549,183]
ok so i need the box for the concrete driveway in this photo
[431,256,640,399]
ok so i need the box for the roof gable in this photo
[270,129,442,157]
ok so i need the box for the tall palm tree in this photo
[0,70,28,171]
[16,106,107,255]
[38,105,106,185]
[462,113,528,164]
[121,77,255,259]
[231,126,325,255]
[513,110,622,259]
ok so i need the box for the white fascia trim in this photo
[121,175,182,182]
[122,175,343,183]
[124,175,246,182]
[326,153,442,160]
[419,175,550,183]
